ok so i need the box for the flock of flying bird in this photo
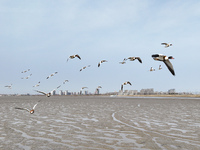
[10,42,175,114]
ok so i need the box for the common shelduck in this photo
[15,100,41,114]
[152,54,175,76]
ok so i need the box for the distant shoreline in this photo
[116,94,200,98]
[1,94,200,98]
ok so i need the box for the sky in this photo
[0,0,200,95]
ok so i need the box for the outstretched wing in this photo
[98,62,101,67]
[33,100,41,109]
[75,54,81,60]
[32,103,38,110]
[127,81,132,85]
[161,43,167,45]
[164,60,175,76]
[136,57,142,63]
[15,107,30,112]
[35,90,46,95]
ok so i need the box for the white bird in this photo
[25,74,32,79]
[149,67,155,72]
[127,57,142,63]
[57,85,61,89]
[15,100,41,114]
[119,61,126,64]
[159,65,162,70]
[63,80,69,84]
[98,60,107,67]
[46,72,58,79]
[33,81,40,87]
[80,65,91,71]
[152,54,175,76]
[67,54,81,62]
[161,43,172,48]
[21,69,30,73]
[81,87,88,90]
[21,74,32,79]
[35,90,51,97]
[5,84,12,89]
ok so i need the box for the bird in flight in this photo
[5,84,12,89]
[97,86,102,89]
[21,69,30,73]
[15,100,41,114]
[149,67,155,72]
[67,54,81,62]
[46,72,58,79]
[80,65,91,71]
[158,65,162,70]
[21,74,32,79]
[63,80,69,84]
[81,87,88,90]
[56,85,61,89]
[121,81,132,91]
[119,58,127,64]
[161,43,172,48]
[98,60,107,67]
[119,61,126,64]
[127,57,142,63]
[33,81,40,87]
[35,90,51,97]
[123,81,132,86]
[152,54,175,76]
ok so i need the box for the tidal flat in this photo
[1,96,200,150]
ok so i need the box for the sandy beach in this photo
[0,96,200,150]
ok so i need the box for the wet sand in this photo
[0,96,200,150]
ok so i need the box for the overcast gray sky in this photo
[1,0,200,94]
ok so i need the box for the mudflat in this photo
[1,96,200,150]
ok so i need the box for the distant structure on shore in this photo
[0,88,197,96]
[118,88,177,96]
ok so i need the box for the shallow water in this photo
[0,96,200,150]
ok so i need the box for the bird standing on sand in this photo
[161,43,172,48]
[15,100,41,114]
[152,54,175,76]
[67,54,81,62]
[127,57,142,63]
[98,60,107,67]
